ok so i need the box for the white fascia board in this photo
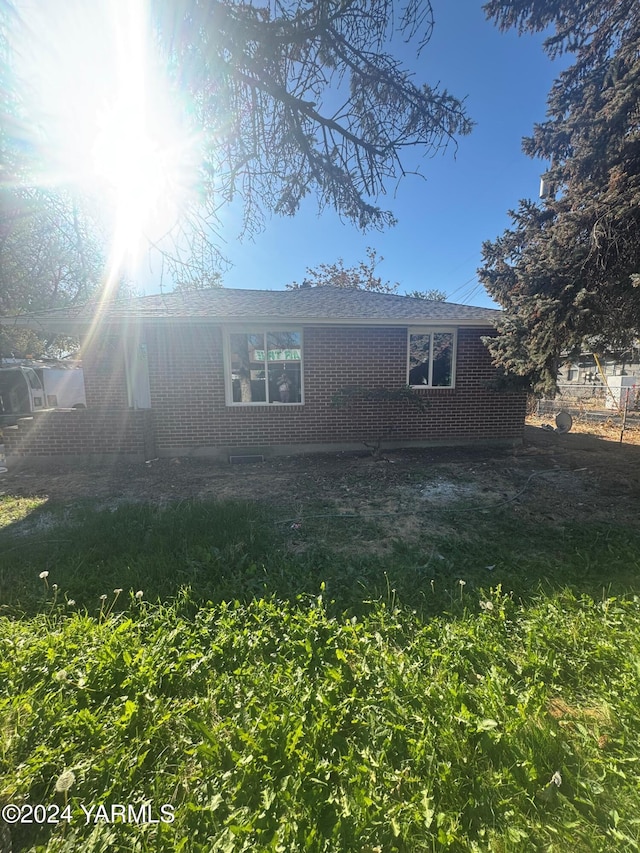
[3,313,499,332]
[141,315,500,328]
[301,317,499,328]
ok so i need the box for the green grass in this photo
[1,497,639,618]
[1,497,640,851]
[0,495,48,529]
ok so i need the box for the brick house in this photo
[4,287,526,464]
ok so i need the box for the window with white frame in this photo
[227,330,302,404]
[408,329,456,388]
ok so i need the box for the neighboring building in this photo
[555,350,640,409]
[3,287,527,464]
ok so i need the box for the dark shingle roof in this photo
[7,286,500,329]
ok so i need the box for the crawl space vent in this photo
[229,454,265,465]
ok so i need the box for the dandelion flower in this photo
[39,571,49,580]
[55,769,76,793]
[67,600,76,607]
[135,590,144,600]
[52,583,58,591]
[99,594,108,602]
[458,579,466,587]
[113,588,123,595]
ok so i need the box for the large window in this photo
[408,329,456,388]
[227,330,302,404]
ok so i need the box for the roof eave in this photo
[3,313,499,333]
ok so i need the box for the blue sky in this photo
[170,1,564,309]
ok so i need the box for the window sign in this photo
[253,348,301,361]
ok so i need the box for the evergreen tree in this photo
[479,0,640,394]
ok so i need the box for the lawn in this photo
[1,444,640,851]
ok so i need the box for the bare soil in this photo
[1,424,639,540]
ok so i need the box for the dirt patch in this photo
[1,426,639,544]
[528,412,640,445]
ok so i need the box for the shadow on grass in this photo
[1,497,639,620]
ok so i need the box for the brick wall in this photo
[8,322,525,463]
[3,409,154,461]
[140,323,525,451]
[81,330,129,409]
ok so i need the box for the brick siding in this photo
[6,322,526,463]
[141,323,525,449]
[3,409,154,461]
[81,330,129,409]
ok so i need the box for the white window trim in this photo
[224,327,305,406]
[407,327,457,389]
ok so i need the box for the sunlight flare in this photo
[11,0,200,279]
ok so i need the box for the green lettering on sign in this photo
[254,349,301,361]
